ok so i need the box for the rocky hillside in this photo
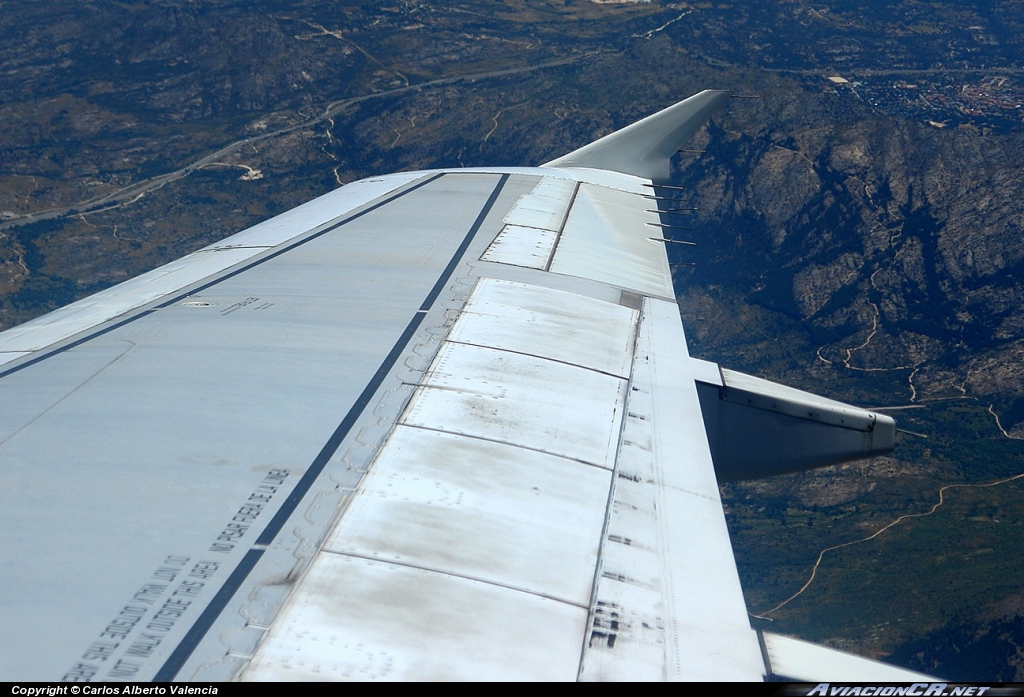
[3,0,1024,679]
[677,75,1024,433]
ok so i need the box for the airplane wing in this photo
[0,91,923,681]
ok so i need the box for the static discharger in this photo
[641,195,693,203]
[640,191,697,204]
[731,94,759,99]
[649,237,696,246]
[677,149,706,154]
[642,183,690,191]
[646,208,696,214]
[670,262,697,267]
[646,222,695,231]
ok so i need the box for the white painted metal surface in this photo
[0,171,520,681]
[579,298,764,681]
[444,166,651,197]
[241,274,768,681]
[544,91,733,182]
[0,351,29,367]
[403,342,627,469]
[480,177,576,269]
[722,368,869,411]
[242,424,611,680]
[687,356,723,386]
[762,632,935,681]
[243,278,646,680]
[502,176,575,231]
[549,183,675,299]
[480,224,557,269]
[448,278,637,377]
[0,172,425,355]
[241,554,588,681]
[323,427,612,604]
[721,367,880,430]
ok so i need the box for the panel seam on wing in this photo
[395,421,619,473]
[441,338,631,379]
[322,549,590,610]
[576,293,648,680]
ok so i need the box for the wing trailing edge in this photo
[543,90,732,182]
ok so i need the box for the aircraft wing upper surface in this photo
[0,92,914,681]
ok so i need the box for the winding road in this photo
[0,51,606,233]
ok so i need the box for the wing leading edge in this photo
[0,92,913,681]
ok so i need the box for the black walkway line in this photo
[153,172,510,682]
[0,311,155,379]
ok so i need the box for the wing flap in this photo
[548,183,675,299]
[242,554,589,681]
[448,278,637,379]
[241,277,641,680]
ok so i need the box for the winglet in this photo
[543,90,731,182]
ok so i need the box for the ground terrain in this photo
[3,0,1024,680]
